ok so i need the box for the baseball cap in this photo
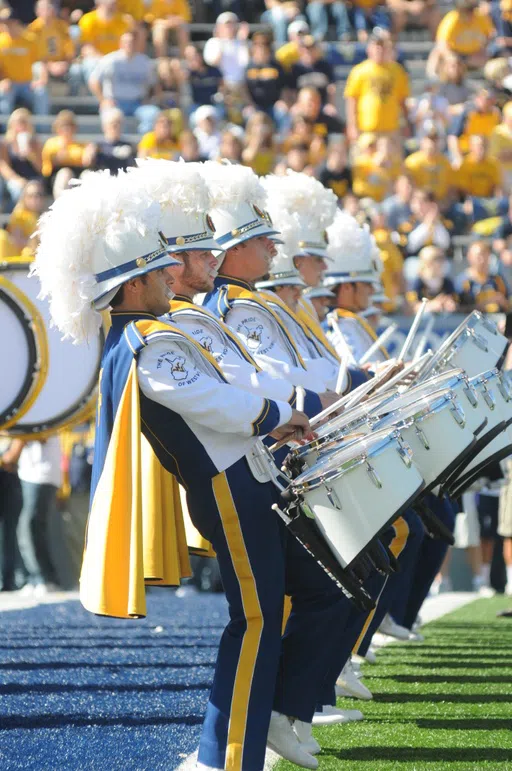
[288,19,310,37]
[216,11,239,24]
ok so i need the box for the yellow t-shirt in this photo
[116,0,146,21]
[0,31,38,82]
[275,41,300,72]
[0,229,17,260]
[8,207,38,240]
[352,0,380,8]
[28,18,75,62]
[404,150,454,200]
[137,131,179,160]
[41,136,86,177]
[352,156,400,201]
[456,156,501,197]
[489,123,512,171]
[144,0,192,23]
[243,150,276,177]
[344,60,409,133]
[79,11,132,55]
[436,9,494,55]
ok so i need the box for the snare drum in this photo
[0,276,47,431]
[420,311,508,380]
[289,428,424,569]
[371,389,476,492]
[448,370,512,496]
[1,261,104,437]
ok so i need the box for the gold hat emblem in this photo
[176,236,186,247]
[136,257,147,268]
[231,228,240,237]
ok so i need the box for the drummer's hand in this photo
[319,391,342,410]
[270,409,312,443]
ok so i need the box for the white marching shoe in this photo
[267,711,318,769]
[312,705,364,725]
[336,660,373,700]
[378,613,413,641]
[294,721,321,755]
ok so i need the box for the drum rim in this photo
[1,261,105,437]
[0,284,38,428]
[372,387,459,425]
[291,428,404,491]
[0,277,48,431]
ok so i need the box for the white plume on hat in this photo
[265,170,338,230]
[326,210,369,259]
[134,158,211,215]
[324,210,379,285]
[33,169,171,344]
[201,160,267,210]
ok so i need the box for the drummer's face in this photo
[337,280,374,312]
[167,249,219,295]
[353,281,374,311]
[139,269,175,315]
[275,284,303,311]
[294,254,326,287]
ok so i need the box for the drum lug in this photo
[448,398,466,428]
[463,385,478,408]
[396,439,413,468]
[472,332,489,352]
[325,484,342,510]
[366,462,383,489]
[414,425,430,450]
[482,386,496,410]
[497,378,512,402]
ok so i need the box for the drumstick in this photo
[397,298,428,363]
[373,351,433,394]
[358,324,398,366]
[335,359,348,395]
[413,315,436,363]
[328,313,357,365]
[295,386,305,413]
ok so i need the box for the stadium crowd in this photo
[2,0,512,599]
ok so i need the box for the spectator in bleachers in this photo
[193,104,221,159]
[483,57,512,109]
[344,32,409,144]
[456,238,510,311]
[317,142,352,199]
[491,0,512,55]
[305,0,350,43]
[70,0,133,94]
[178,129,205,161]
[6,179,45,254]
[447,87,501,169]
[288,35,335,106]
[290,86,344,140]
[0,108,42,210]
[88,29,160,133]
[405,127,455,203]
[0,8,49,116]
[489,100,512,192]
[41,109,86,187]
[388,0,441,38]
[407,246,458,310]
[181,44,223,117]
[137,108,179,158]
[429,0,494,72]
[242,111,278,175]
[382,173,413,231]
[275,141,315,174]
[29,0,75,80]
[352,133,402,202]
[244,31,288,130]
[406,189,451,254]
[369,205,405,308]
[275,18,309,71]
[217,128,243,162]
[261,0,303,46]
[83,106,136,172]
[144,0,191,59]
[280,113,327,167]
[203,12,250,86]
[456,134,502,199]
[411,87,451,143]
[436,55,472,116]
[348,0,391,43]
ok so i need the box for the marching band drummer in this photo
[199,162,368,402]
[34,164,358,771]
[303,286,336,323]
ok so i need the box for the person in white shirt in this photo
[16,437,63,596]
[203,12,250,86]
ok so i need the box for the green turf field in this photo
[276,597,512,770]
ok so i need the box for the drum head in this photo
[371,387,454,421]
[0,282,38,428]
[2,264,103,434]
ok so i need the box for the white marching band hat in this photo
[324,210,381,287]
[304,285,336,301]
[200,161,280,251]
[263,170,338,261]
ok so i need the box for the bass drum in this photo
[1,260,104,438]
[0,275,47,431]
